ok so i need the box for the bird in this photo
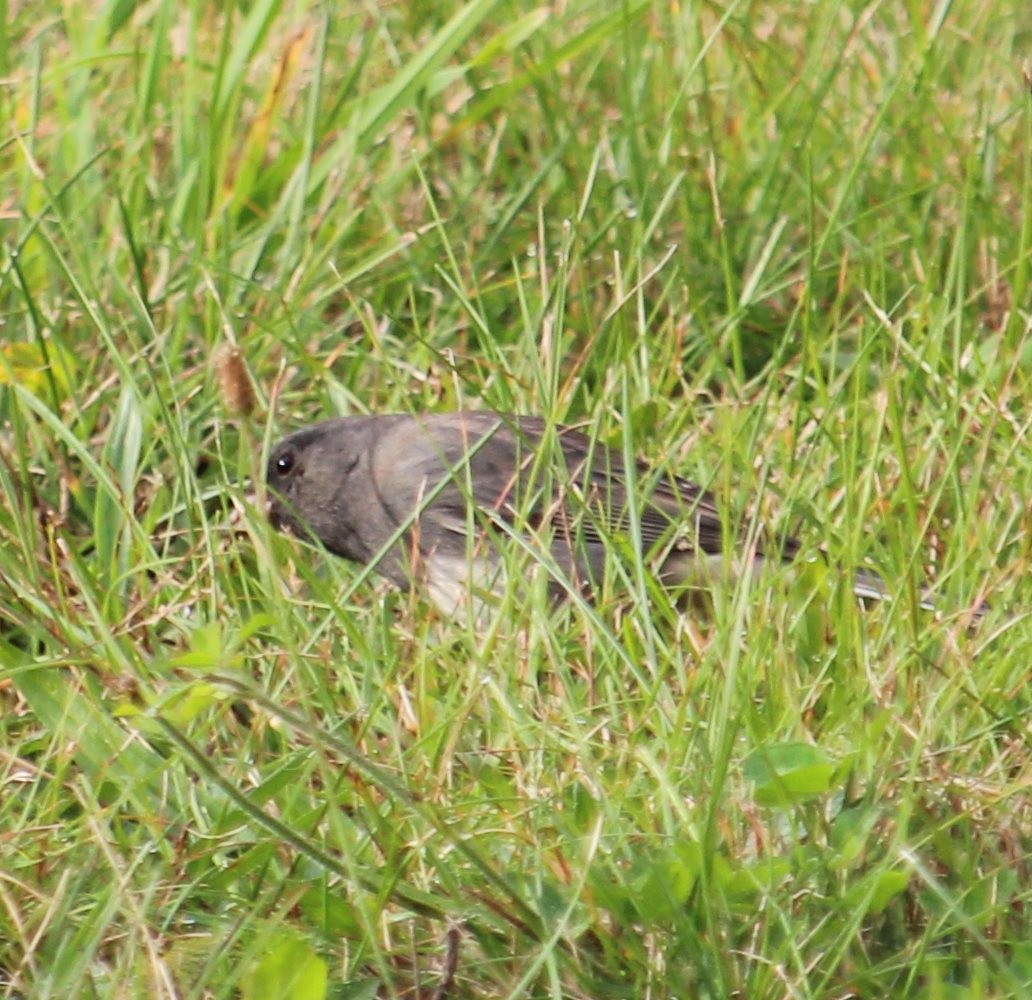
[265,411,945,617]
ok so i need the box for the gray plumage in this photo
[266,411,958,618]
[267,412,801,610]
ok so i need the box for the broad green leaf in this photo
[744,742,838,806]
[241,933,328,1000]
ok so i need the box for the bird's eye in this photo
[275,453,295,476]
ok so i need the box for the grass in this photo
[1,0,1030,996]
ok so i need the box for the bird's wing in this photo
[546,424,727,556]
[371,413,745,558]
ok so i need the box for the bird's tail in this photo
[852,567,987,621]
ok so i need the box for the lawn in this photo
[1,0,1030,997]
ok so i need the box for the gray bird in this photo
[266,410,957,619]
[265,411,919,616]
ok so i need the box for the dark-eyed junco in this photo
[264,411,941,618]
[268,411,755,606]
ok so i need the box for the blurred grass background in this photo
[1,0,1030,996]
